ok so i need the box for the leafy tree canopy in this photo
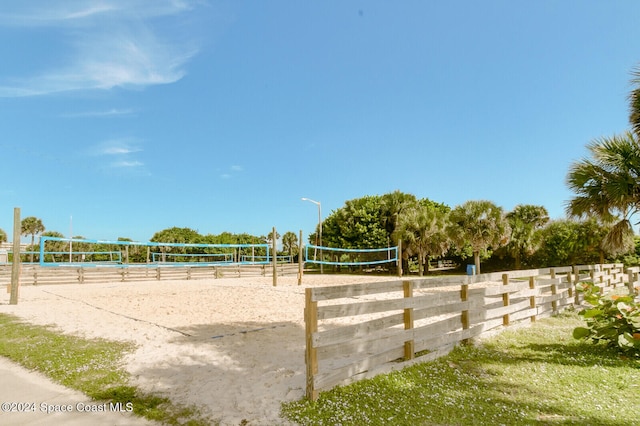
[533,218,609,267]
[319,191,448,250]
[151,227,202,244]
[505,204,549,269]
[448,200,510,274]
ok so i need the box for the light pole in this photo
[301,197,322,273]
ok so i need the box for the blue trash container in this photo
[466,264,476,275]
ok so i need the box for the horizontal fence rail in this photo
[304,263,631,400]
[0,263,299,286]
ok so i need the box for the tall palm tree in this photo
[21,216,45,263]
[506,205,549,269]
[395,204,450,276]
[281,231,298,262]
[447,200,510,274]
[380,190,418,240]
[630,66,640,138]
[566,132,640,256]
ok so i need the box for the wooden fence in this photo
[0,263,299,286]
[304,263,635,400]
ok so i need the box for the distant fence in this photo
[0,263,299,286]
[304,263,636,400]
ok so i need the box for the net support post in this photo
[397,239,403,277]
[298,229,303,285]
[272,227,277,287]
[10,207,21,305]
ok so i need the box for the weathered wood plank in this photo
[313,312,406,347]
[311,280,404,301]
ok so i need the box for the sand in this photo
[0,274,398,425]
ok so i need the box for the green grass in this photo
[282,312,640,425]
[0,313,214,425]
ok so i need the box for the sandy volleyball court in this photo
[0,274,398,425]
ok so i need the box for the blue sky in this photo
[1,1,640,244]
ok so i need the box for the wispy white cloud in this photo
[111,160,144,168]
[92,137,143,156]
[62,108,135,118]
[0,1,201,97]
[219,164,243,179]
[0,1,195,28]
[89,137,147,172]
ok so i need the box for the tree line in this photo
[0,219,301,264]
[311,191,638,275]
[1,198,636,272]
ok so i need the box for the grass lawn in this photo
[0,313,213,426]
[282,311,640,425]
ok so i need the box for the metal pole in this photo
[272,227,277,287]
[10,207,21,305]
[302,198,323,274]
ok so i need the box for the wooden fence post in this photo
[529,276,536,323]
[573,265,580,306]
[550,268,558,313]
[628,268,637,296]
[461,283,470,344]
[403,280,414,360]
[502,273,510,327]
[305,288,318,401]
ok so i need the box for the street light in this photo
[301,197,322,273]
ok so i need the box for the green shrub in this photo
[573,281,640,356]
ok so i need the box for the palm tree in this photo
[380,190,418,240]
[0,228,7,245]
[506,205,549,269]
[566,132,640,256]
[630,66,640,138]
[281,231,298,262]
[447,200,510,274]
[395,204,450,276]
[21,216,45,263]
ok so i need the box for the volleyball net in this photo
[304,244,399,267]
[38,236,271,267]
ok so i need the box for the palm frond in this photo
[601,219,634,256]
[629,67,640,137]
